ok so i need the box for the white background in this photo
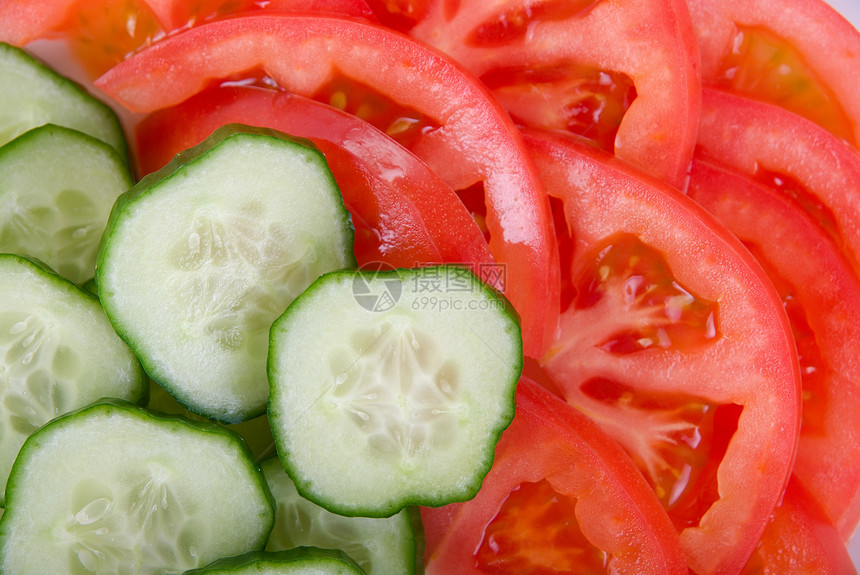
[822,1,860,568]
[825,0,860,27]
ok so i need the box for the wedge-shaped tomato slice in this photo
[371,0,701,189]
[741,479,858,574]
[687,0,860,146]
[422,377,688,575]
[525,129,801,575]
[689,157,860,541]
[134,84,494,272]
[0,0,376,77]
[696,88,860,278]
[97,13,559,358]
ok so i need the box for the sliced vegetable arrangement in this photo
[0,0,858,573]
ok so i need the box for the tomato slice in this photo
[134,83,494,271]
[96,13,560,358]
[741,479,858,574]
[422,377,688,575]
[373,0,701,190]
[525,129,801,575]
[696,88,860,279]
[688,157,860,541]
[687,0,860,146]
[0,0,375,77]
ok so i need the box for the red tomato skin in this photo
[401,0,702,190]
[689,157,860,541]
[96,13,560,359]
[687,0,860,145]
[741,479,858,575]
[422,377,689,575]
[695,88,860,290]
[525,129,801,575]
[134,84,494,271]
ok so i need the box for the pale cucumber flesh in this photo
[0,42,128,158]
[0,401,275,574]
[268,266,522,517]
[262,457,418,575]
[0,254,146,507]
[0,124,133,284]
[97,125,355,423]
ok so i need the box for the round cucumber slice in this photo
[96,124,355,423]
[0,253,146,507]
[186,548,366,575]
[0,124,133,284]
[267,265,522,517]
[0,400,275,574]
[261,457,420,575]
[0,42,128,159]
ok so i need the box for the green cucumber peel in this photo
[185,547,366,574]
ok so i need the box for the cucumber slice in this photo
[0,400,275,574]
[0,253,146,506]
[261,457,419,574]
[0,42,127,158]
[267,265,522,517]
[96,124,355,423]
[186,548,366,574]
[0,124,133,284]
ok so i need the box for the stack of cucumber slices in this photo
[0,43,523,574]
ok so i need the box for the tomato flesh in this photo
[527,128,800,575]
[571,233,718,355]
[741,479,858,574]
[476,480,608,574]
[481,65,636,153]
[695,88,860,276]
[58,0,164,77]
[423,377,688,575]
[688,156,860,540]
[687,0,860,146]
[401,0,701,189]
[314,74,432,149]
[714,25,854,145]
[552,232,740,527]
[464,0,601,47]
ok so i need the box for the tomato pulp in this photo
[422,377,689,575]
[526,129,801,575]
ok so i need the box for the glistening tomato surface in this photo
[376,0,701,190]
[688,157,860,541]
[525,129,801,575]
[422,377,688,575]
[134,84,494,271]
[687,0,860,145]
[96,13,559,359]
